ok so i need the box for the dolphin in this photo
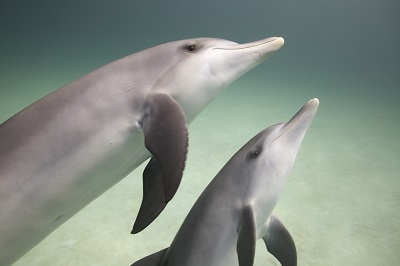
[132,98,319,266]
[0,36,284,265]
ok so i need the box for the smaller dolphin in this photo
[132,98,319,266]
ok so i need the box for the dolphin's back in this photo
[131,248,168,266]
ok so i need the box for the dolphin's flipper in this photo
[133,92,188,233]
[131,158,166,234]
[131,248,168,266]
[262,215,297,266]
[237,205,257,266]
[141,92,189,203]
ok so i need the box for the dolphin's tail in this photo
[131,248,168,266]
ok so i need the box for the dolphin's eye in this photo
[251,150,261,159]
[186,44,197,52]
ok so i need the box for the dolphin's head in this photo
[149,37,284,122]
[239,98,319,221]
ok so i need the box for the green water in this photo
[1,0,399,265]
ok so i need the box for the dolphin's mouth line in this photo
[213,37,281,51]
[272,99,315,143]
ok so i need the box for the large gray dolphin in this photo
[132,98,319,266]
[0,36,284,265]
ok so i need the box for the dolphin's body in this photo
[132,98,319,266]
[0,37,284,265]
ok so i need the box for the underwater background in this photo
[0,0,399,265]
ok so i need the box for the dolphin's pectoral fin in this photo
[133,92,188,233]
[237,205,257,266]
[141,92,188,203]
[131,158,167,234]
[131,248,168,266]
[262,215,297,266]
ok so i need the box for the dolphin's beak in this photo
[214,37,284,56]
[274,98,319,144]
[209,37,285,88]
[234,37,284,50]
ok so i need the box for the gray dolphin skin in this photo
[132,98,319,266]
[0,36,284,265]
